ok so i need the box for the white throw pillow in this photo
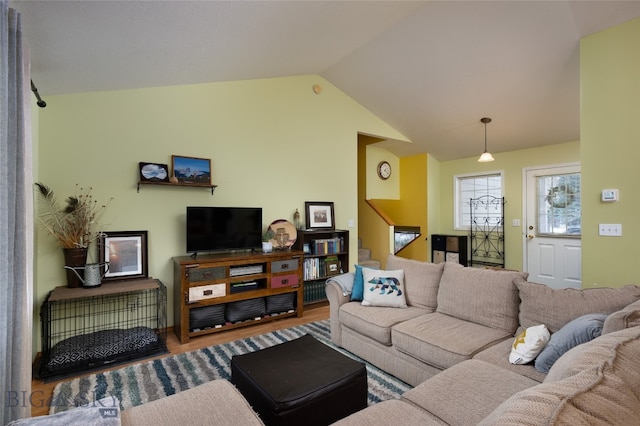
[509,324,550,365]
[361,268,407,308]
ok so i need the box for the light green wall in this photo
[34,75,409,354]
[581,17,640,287]
[437,141,580,271]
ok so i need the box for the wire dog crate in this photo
[37,279,167,381]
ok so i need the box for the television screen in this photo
[186,207,262,253]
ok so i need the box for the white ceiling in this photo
[10,0,640,161]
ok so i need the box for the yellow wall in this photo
[359,148,428,265]
[437,141,580,271]
[398,154,428,261]
[34,75,409,355]
[581,17,640,287]
[427,154,440,261]
[366,145,400,200]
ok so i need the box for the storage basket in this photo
[226,298,266,323]
[189,304,226,330]
[266,293,296,314]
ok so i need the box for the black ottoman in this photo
[231,334,367,426]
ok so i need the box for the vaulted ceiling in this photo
[10,1,640,160]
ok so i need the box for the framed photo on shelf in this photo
[138,162,169,183]
[305,201,335,230]
[99,231,148,282]
[325,258,341,276]
[171,155,211,185]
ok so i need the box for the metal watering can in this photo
[64,262,110,288]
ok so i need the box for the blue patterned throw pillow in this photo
[361,268,407,308]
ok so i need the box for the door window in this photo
[536,173,581,236]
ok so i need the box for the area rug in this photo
[50,319,412,414]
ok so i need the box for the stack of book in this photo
[310,237,344,255]
[303,258,326,280]
[303,256,341,280]
[303,281,327,303]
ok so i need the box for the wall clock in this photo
[377,161,392,180]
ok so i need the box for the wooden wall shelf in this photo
[137,180,218,195]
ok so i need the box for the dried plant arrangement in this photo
[34,182,112,249]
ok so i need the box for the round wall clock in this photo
[377,161,392,180]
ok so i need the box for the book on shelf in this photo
[310,237,344,255]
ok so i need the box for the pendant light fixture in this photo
[478,117,495,162]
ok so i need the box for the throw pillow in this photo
[534,313,608,373]
[361,268,407,308]
[509,324,550,365]
[350,264,370,302]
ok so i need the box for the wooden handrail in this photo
[365,199,395,226]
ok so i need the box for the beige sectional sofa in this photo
[326,254,640,425]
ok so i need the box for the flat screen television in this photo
[186,206,262,253]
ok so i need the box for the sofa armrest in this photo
[603,298,640,334]
[325,273,354,346]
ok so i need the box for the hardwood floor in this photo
[30,303,329,417]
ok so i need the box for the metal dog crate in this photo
[37,279,167,381]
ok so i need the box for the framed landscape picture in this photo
[99,231,148,282]
[305,201,335,230]
[138,162,170,182]
[171,155,211,185]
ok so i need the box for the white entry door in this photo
[523,164,581,289]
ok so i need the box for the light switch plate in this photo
[599,223,622,236]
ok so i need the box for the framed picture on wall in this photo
[171,155,211,185]
[99,231,148,282]
[138,162,170,182]
[305,201,335,230]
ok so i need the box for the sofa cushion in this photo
[392,312,511,370]
[331,399,447,426]
[339,302,428,346]
[479,326,640,425]
[436,263,524,334]
[603,298,640,335]
[402,359,539,426]
[361,268,407,308]
[386,254,444,311]
[121,379,264,426]
[473,337,547,382]
[515,279,640,332]
[534,313,607,374]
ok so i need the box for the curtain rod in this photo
[30,80,47,108]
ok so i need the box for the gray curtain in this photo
[1,0,34,423]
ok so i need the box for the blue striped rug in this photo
[50,320,412,414]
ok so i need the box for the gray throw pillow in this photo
[534,313,608,373]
